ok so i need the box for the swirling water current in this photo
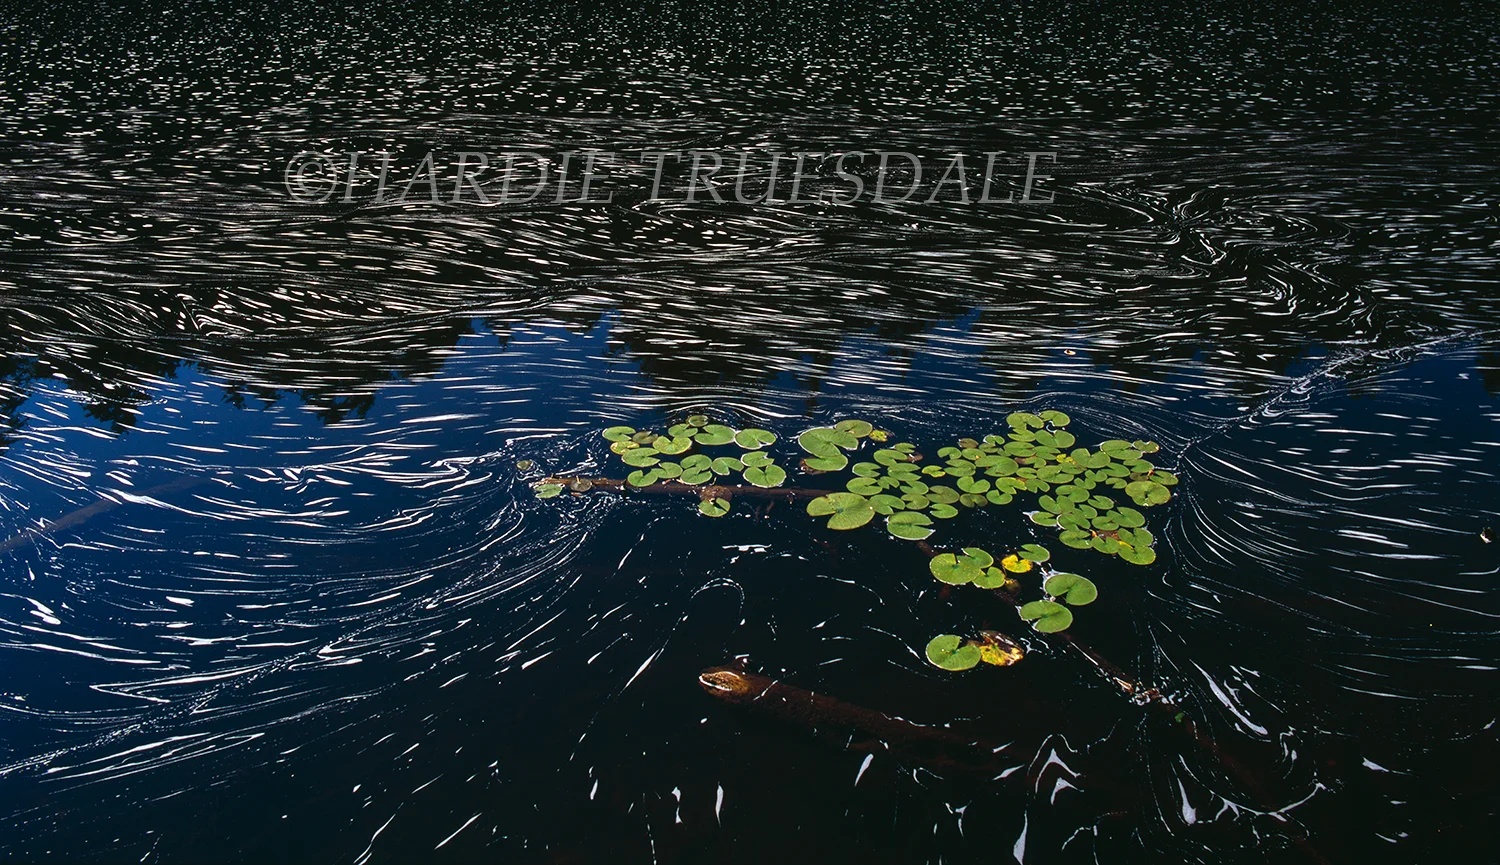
[1,1,1498,862]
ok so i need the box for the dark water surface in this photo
[2,1,1498,862]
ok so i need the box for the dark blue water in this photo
[2,1,1498,862]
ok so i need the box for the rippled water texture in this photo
[1,1,1498,862]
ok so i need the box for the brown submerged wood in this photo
[697,665,1014,778]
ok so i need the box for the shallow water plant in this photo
[1019,600,1073,633]
[807,492,875,530]
[924,634,981,671]
[537,412,1177,680]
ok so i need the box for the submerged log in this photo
[698,665,1013,778]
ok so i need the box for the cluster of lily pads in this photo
[534,412,1174,562]
[923,542,1099,671]
[800,411,1171,566]
[532,412,1174,658]
[533,415,787,517]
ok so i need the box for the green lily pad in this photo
[602,426,636,442]
[925,635,981,671]
[743,464,788,488]
[655,461,683,479]
[927,485,960,504]
[959,493,987,508]
[979,456,1019,474]
[694,424,737,446]
[869,494,906,515]
[734,428,777,449]
[972,567,1012,589]
[1007,412,1044,430]
[1039,410,1071,427]
[961,547,994,568]
[798,428,841,458]
[799,427,859,456]
[698,497,730,517]
[835,419,874,438]
[680,454,712,471]
[609,440,638,455]
[1030,511,1059,527]
[1019,600,1073,633]
[631,431,658,444]
[929,503,959,519]
[627,469,661,487]
[711,456,744,475]
[1126,480,1171,506]
[902,494,930,510]
[686,414,709,427]
[930,553,983,585]
[985,490,1014,506]
[956,476,991,494]
[535,483,564,499]
[653,435,693,455]
[1019,543,1051,563]
[1051,431,1077,448]
[937,446,962,459]
[741,451,773,468]
[847,477,883,496]
[1058,512,1089,530]
[1059,528,1092,549]
[852,462,882,477]
[1119,545,1157,566]
[873,449,909,466]
[1044,573,1098,605]
[668,423,697,438]
[1152,471,1179,486]
[620,448,661,467]
[805,491,874,529]
[681,468,714,485]
[803,452,850,472]
[887,511,934,539]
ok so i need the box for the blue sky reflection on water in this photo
[1,304,1497,860]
